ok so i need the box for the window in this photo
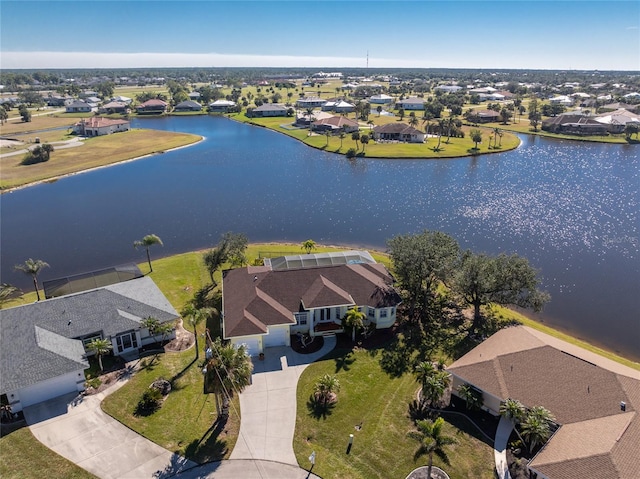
[115,332,138,352]
[380,309,388,318]
[81,334,102,350]
[295,312,308,325]
[368,308,375,318]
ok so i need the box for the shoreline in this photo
[1,135,205,193]
[152,241,640,369]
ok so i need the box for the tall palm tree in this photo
[205,338,253,417]
[86,338,113,372]
[133,234,163,273]
[407,417,457,479]
[181,303,212,359]
[342,306,365,341]
[14,258,49,301]
[339,131,346,149]
[351,131,360,150]
[324,129,331,146]
[301,239,317,254]
[360,134,370,152]
[314,374,341,406]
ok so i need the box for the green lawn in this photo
[293,344,494,479]
[101,348,240,463]
[0,427,97,479]
[230,112,521,159]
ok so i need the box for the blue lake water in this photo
[1,116,638,360]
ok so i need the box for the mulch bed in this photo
[290,334,324,354]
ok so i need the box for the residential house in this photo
[65,100,94,113]
[594,108,640,133]
[174,100,202,112]
[222,251,401,356]
[249,103,289,117]
[294,110,333,127]
[73,117,131,136]
[373,123,426,143]
[85,97,102,108]
[447,325,640,479]
[369,94,394,104]
[321,100,355,113]
[549,95,574,106]
[541,114,608,135]
[434,85,463,93]
[100,101,129,114]
[467,109,501,124]
[311,115,359,134]
[395,97,426,110]
[46,95,73,107]
[0,276,178,412]
[600,103,638,113]
[136,99,168,114]
[208,99,236,112]
[188,91,201,100]
[111,95,132,104]
[296,96,326,109]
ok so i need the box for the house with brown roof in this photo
[136,99,168,114]
[542,114,609,136]
[311,115,359,134]
[222,251,401,356]
[467,109,501,123]
[446,326,640,479]
[73,117,131,136]
[373,123,426,143]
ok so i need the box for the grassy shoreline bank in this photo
[4,242,638,369]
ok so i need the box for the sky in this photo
[1,0,639,71]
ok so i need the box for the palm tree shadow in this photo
[334,351,355,373]
[171,357,198,384]
[307,395,335,419]
[183,416,229,463]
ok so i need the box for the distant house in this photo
[549,95,574,106]
[136,99,168,114]
[311,115,359,133]
[222,251,401,356]
[0,276,178,412]
[594,108,640,133]
[174,100,202,112]
[600,103,638,113]
[542,114,609,135]
[447,325,640,479]
[295,110,333,127]
[100,101,129,114]
[111,95,132,104]
[434,85,463,93]
[65,100,94,113]
[373,123,426,143]
[369,94,394,104]
[249,103,289,117]
[47,95,73,107]
[73,117,131,136]
[188,91,201,100]
[208,99,236,112]
[296,96,326,108]
[395,97,425,110]
[467,109,501,123]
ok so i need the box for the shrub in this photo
[346,148,357,158]
[135,388,163,415]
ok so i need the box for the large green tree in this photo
[469,129,482,150]
[222,232,248,267]
[407,417,456,479]
[133,234,163,272]
[14,258,49,301]
[450,251,550,333]
[202,244,228,285]
[204,338,253,417]
[387,230,460,319]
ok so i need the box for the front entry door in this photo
[115,332,138,353]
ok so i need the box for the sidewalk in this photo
[494,416,513,479]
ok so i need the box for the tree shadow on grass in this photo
[152,453,195,479]
[334,351,356,373]
[183,416,229,463]
[306,395,336,420]
[170,357,198,385]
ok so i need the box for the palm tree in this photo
[314,374,341,406]
[469,129,483,150]
[133,234,163,273]
[407,417,456,479]
[351,131,360,150]
[301,239,317,254]
[339,131,346,149]
[520,407,555,452]
[500,398,526,443]
[445,116,457,144]
[182,304,212,359]
[360,134,370,152]
[324,129,331,147]
[342,306,365,341]
[141,316,160,342]
[202,245,228,286]
[422,112,434,137]
[376,105,383,117]
[457,383,483,410]
[204,338,253,417]
[14,258,49,301]
[86,338,113,372]
[434,119,446,151]
[0,283,20,307]
[409,115,419,129]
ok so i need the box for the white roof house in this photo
[369,94,394,104]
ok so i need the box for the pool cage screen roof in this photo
[264,250,376,271]
[43,263,144,299]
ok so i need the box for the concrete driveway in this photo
[24,373,196,479]
[230,336,336,466]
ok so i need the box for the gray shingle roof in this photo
[0,277,178,393]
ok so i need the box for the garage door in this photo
[19,372,80,408]
[238,339,260,357]
[263,329,287,349]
